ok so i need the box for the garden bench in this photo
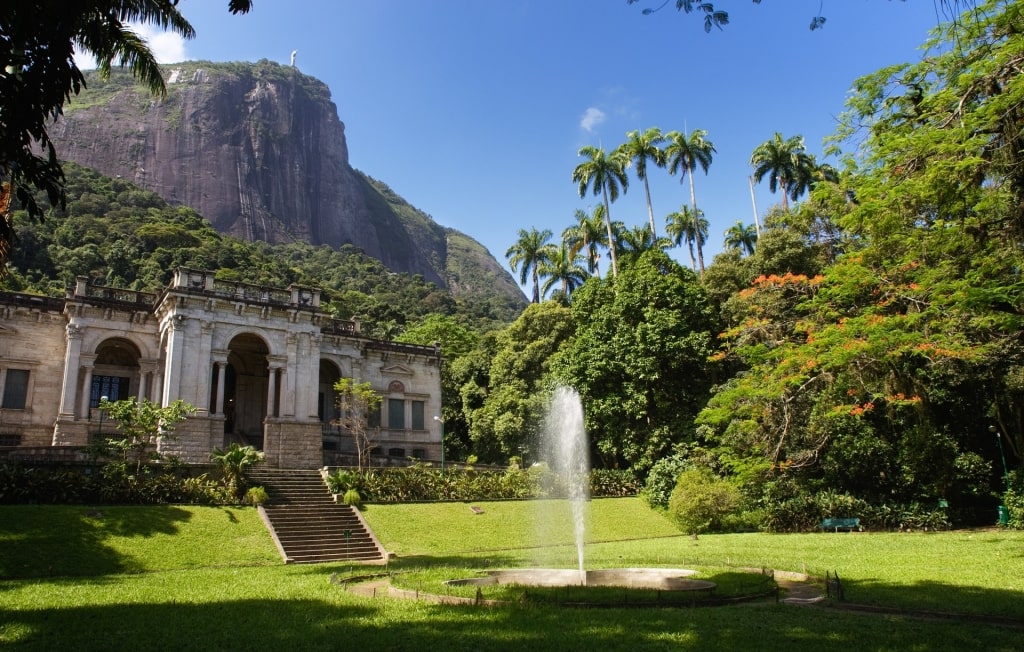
[819,517,861,532]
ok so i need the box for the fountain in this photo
[447,386,716,596]
[543,386,590,579]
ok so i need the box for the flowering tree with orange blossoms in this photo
[695,4,1024,529]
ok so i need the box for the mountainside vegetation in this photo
[4,162,518,337]
[41,59,528,312]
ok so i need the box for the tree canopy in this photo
[0,0,252,262]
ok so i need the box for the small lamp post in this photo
[989,425,1012,491]
[97,395,109,437]
[433,415,445,472]
[989,425,1011,526]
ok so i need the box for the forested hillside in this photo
[5,163,519,337]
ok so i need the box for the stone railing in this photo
[169,268,321,309]
[210,279,292,306]
[69,279,158,310]
[322,318,359,336]
[0,291,66,313]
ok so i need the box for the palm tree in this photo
[724,220,758,256]
[210,442,264,499]
[539,243,589,301]
[664,129,715,274]
[563,206,607,276]
[665,205,709,272]
[618,225,671,268]
[572,145,629,278]
[790,158,840,203]
[749,132,816,211]
[618,127,666,238]
[506,227,555,303]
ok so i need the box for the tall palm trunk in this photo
[643,175,657,238]
[687,173,705,275]
[602,185,619,278]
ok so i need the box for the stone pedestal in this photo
[158,415,224,464]
[263,420,323,469]
[52,417,91,447]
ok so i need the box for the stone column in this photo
[153,368,164,408]
[212,353,228,416]
[195,320,215,415]
[58,323,85,418]
[139,360,159,402]
[266,365,279,419]
[283,333,298,419]
[302,333,321,421]
[162,315,188,407]
[78,358,96,419]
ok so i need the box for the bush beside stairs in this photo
[248,468,387,565]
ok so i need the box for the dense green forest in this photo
[4,163,518,338]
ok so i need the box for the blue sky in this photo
[114,1,946,294]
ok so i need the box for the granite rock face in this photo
[51,61,522,306]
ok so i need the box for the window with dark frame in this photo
[411,401,425,430]
[90,376,129,407]
[388,398,405,429]
[2,369,29,410]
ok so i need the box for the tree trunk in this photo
[603,186,619,278]
[643,175,657,238]
[688,172,705,275]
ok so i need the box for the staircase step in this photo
[251,467,384,565]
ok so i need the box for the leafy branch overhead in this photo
[0,1,253,264]
[626,1,979,33]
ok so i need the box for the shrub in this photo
[590,469,640,497]
[758,478,952,532]
[326,469,362,494]
[667,468,741,536]
[210,443,264,499]
[1003,470,1024,529]
[641,453,690,508]
[245,486,269,506]
[342,488,362,507]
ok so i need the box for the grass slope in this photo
[1,501,1022,651]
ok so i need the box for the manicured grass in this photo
[361,497,680,556]
[0,505,280,578]
[365,500,1024,619]
[1,501,1022,651]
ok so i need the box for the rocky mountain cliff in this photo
[50,60,525,311]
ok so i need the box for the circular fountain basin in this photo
[447,568,716,592]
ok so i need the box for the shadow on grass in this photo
[2,594,1021,651]
[0,505,193,580]
[842,577,1024,621]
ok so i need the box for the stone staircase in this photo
[248,468,387,565]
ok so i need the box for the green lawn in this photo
[1,500,1022,651]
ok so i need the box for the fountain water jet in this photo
[541,386,589,580]
[446,386,717,598]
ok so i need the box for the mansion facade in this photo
[0,268,442,468]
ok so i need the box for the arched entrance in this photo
[319,360,342,452]
[91,338,142,406]
[224,333,269,449]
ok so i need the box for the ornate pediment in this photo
[382,364,414,377]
